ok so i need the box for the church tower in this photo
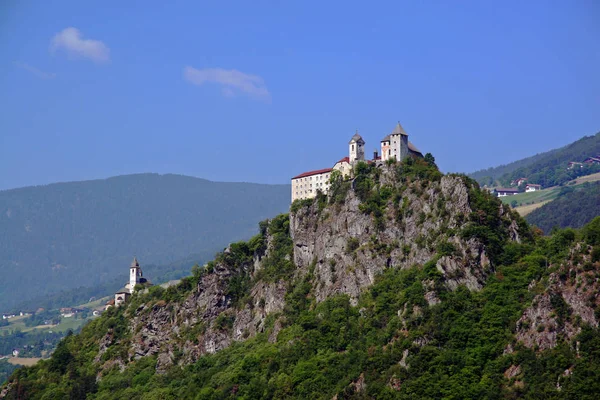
[349,131,365,163]
[129,257,143,294]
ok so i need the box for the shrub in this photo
[346,238,360,254]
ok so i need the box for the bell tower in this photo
[129,257,142,293]
[348,131,365,163]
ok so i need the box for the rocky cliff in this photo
[9,160,600,399]
[92,161,525,376]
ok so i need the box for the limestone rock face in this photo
[127,261,287,373]
[290,173,493,305]
[516,246,599,350]
[95,165,520,375]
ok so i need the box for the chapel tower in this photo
[129,257,143,294]
[349,131,365,163]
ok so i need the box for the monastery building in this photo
[291,122,422,202]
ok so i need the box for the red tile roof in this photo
[292,168,333,180]
[335,156,350,164]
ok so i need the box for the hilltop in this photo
[0,173,290,311]
[470,131,600,187]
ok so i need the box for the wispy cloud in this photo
[50,27,110,63]
[183,66,271,102]
[14,62,56,79]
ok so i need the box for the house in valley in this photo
[584,156,600,165]
[495,188,519,197]
[525,184,542,192]
[511,178,527,187]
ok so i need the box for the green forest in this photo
[526,182,600,233]
[471,132,600,187]
[0,173,290,311]
[4,159,600,399]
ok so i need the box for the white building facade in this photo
[291,168,332,202]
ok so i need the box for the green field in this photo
[498,171,600,212]
[499,187,560,207]
[2,313,95,335]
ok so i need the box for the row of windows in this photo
[295,181,330,189]
[293,174,330,184]
[294,185,330,196]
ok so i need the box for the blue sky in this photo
[0,1,599,190]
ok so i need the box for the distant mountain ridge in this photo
[0,173,290,311]
[470,131,600,187]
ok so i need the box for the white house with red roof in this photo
[291,168,334,202]
[511,177,527,186]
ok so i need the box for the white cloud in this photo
[183,66,271,102]
[14,62,56,79]
[50,27,110,63]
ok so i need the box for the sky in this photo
[0,0,599,190]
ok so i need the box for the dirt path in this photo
[7,357,41,366]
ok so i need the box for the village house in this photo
[584,156,600,165]
[59,307,83,318]
[291,122,422,202]
[495,188,520,197]
[510,178,527,187]
[525,184,542,192]
[567,162,584,170]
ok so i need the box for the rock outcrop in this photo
[516,244,599,350]
[291,173,498,304]
[95,163,523,374]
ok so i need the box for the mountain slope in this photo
[470,131,600,187]
[526,182,600,233]
[0,173,290,311]
[14,159,592,399]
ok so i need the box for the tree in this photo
[510,200,518,208]
[424,153,436,167]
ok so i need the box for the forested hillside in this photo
[0,174,290,311]
[526,182,600,233]
[471,132,600,187]
[5,160,600,399]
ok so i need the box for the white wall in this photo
[291,171,331,202]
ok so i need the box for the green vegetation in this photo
[0,173,291,311]
[499,186,562,207]
[4,161,600,399]
[256,214,294,282]
[526,182,600,233]
[471,131,600,187]
[0,310,97,360]
[352,157,443,232]
[5,217,600,399]
[0,360,18,387]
